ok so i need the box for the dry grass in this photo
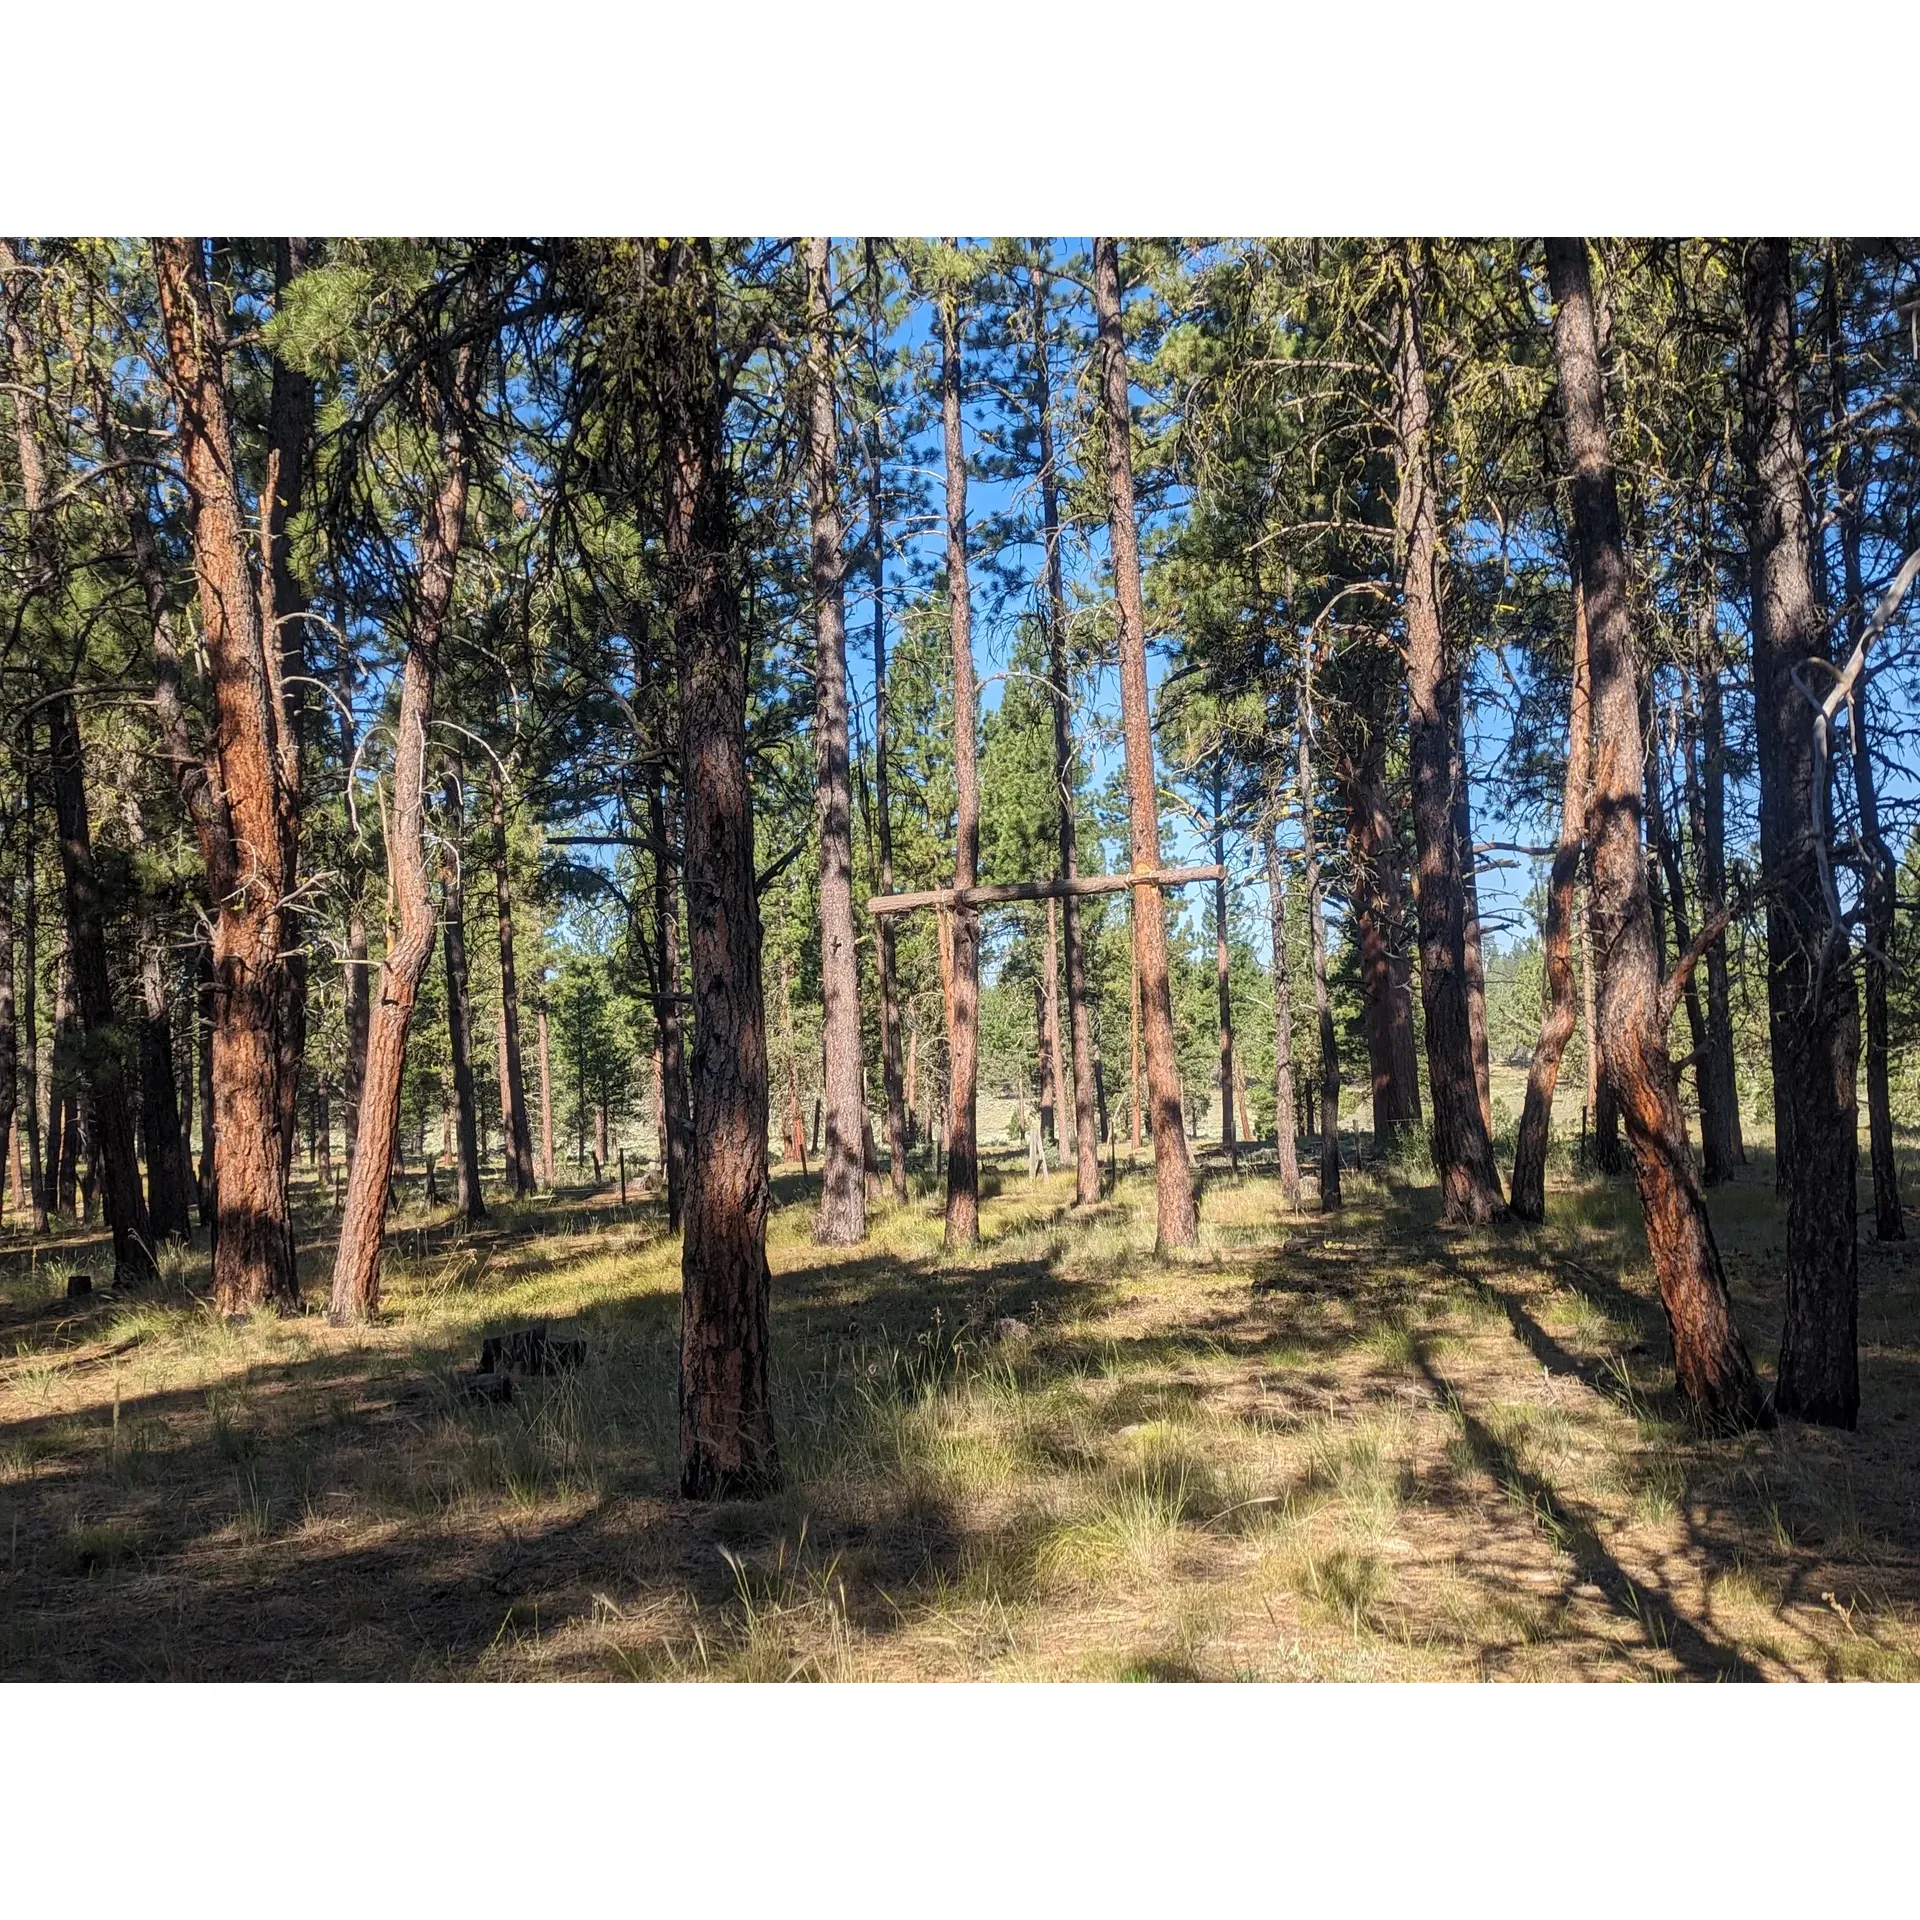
[4,1097,1920,1683]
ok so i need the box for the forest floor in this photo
[5,1100,1920,1681]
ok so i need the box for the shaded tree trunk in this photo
[939,275,982,1251]
[1044,898,1065,1148]
[866,244,910,1205]
[1299,695,1340,1211]
[1450,675,1494,1139]
[195,942,214,1222]
[1213,763,1236,1167]
[328,333,478,1321]
[21,771,46,1234]
[0,869,14,1235]
[536,1000,556,1189]
[806,236,867,1246]
[152,237,299,1313]
[1645,709,1719,1165]
[659,240,778,1500]
[1393,247,1505,1223]
[1687,657,1744,1173]
[138,940,194,1243]
[1263,814,1301,1208]
[1339,712,1421,1149]
[439,773,485,1226]
[649,776,690,1231]
[1740,237,1859,1425]
[1093,236,1195,1250]
[1550,235,1765,1429]
[1511,579,1592,1222]
[489,768,537,1196]
[1030,249,1101,1207]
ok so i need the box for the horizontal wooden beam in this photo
[867,865,1225,917]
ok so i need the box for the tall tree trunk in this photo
[1689,657,1744,1172]
[195,941,215,1222]
[649,776,689,1231]
[1298,694,1340,1211]
[1549,235,1765,1429]
[489,768,536,1196]
[806,236,867,1246]
[21,770,46,1234]
[536,999,556,1189]
[265,239,315,1201]
[1212,763,1236,1167]
[1511,578,1592,1222]
[1450,675,1494,1139]
[780,955,809,1173]
[327,332,478,1322]
[1093,235,1196,1250]
[1645,709,1719,1163]
[1740,236,1859,1426]
[866,244,910,1205]
[152,237,300,1313]
[1340,712,1421,1149]
[1030,250,1101,1208]
[938,273,982,1251]
[1512,576,1589,1221]
[0,868,14,1235]
[1263,813,1302,1208]
[1033,938,1056,1145]
[1129,930,1142,1151]
[439,773,485,1225]
[660,240,778,1499]
[1827,269,1904,1240]
[1393,245,1505,1223]
[138,939,194,1243]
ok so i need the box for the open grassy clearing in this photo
[4,1111,1920,1682]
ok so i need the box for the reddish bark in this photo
[1549,235,1764,1430]
[658,240,778,1499]
[1093,236,1196,1250]
[327,333,479,1321]
[152,237,300,1313]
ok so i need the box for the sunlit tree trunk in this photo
[1213,762,1236,1167]
[489,767,537,1196]
[328,337,478,1321]
[152,237,300,1312]
[1263,810,1301,1209]
[1549,234,1765,1429]
[1093,236,1195,1249]
[439,772,485,1225]
[1298,693,1340,1211]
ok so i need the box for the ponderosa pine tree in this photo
[439,769,485,1226]
[1093,235,1196,1251]
[1740,237,1859,1427]
[806,236,867,1245]
[1548,235,1765,1429]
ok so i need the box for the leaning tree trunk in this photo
[1511,577,1592,1222]
[939,274,983,1251]
[1393,246,1505,1223]
[806,236,868,1246]
[439,772,486,1226]
[1030,248,1102,1207]
[1549,235,1766,1430]
[327,342,478,1322]
[865,246,910,1205]
[152,237,300,1313]
[1093,236,1196,1250]
[488,767,537,1196]
[1263,811,1301,1209]
[660,239,778,1499]
[1741,236,1859,1426]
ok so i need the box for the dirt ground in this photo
[4,1103,1919,1681]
